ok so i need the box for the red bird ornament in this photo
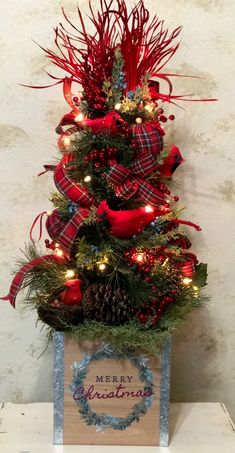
[159,146,185,177]
[97,200,164,238]
[60,279,83,306]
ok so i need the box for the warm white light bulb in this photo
[47,210,52,216]
[63,136,70,146]
[162,258,169,267]
[99,263,106,271]
[135,117,143,124]
[115,103,121,110]
[183,277,192,285]
[84,175,92,183]
[136,253,144,262]
[75,113,84,122]
[65,269,76,279]
[145,205,154,213]
[55,249,64,257]
[144,104,153,113]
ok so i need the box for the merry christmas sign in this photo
[54,333,171,446]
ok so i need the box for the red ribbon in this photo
[105,163,166,206]
[30,211,48,242]
[54,158,94,207]
[180,252,198,277]
[1,255,65,308]
[46,208,90,253]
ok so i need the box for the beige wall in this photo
[0,1,235,419]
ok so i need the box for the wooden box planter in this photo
[53,332,171,447]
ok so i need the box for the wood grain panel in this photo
[63,338,162,445]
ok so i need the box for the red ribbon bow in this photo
[1,255,65,308]
[104,162,166,206]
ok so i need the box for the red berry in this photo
[152,315,159,326]
[174,196,179,202]
[169,115,175,121]
[144,267,151,273]
[158,108,164,114]
[160,115,167,123]
[144,277,152,283]
[138,313,148,324]
[164,296,173,304]
[152,285,157,291]
[73,96,79,103]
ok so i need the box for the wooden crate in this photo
[53,332,171,446]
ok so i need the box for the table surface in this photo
[0,402,234,453]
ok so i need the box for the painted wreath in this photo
[70,344,155,431]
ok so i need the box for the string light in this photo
[193,285,199,297]
[183,277,192,285]
[115,102,121,110]
[99,263,106,271]
[84,175,92,183]
[75,113,84,122]
[145,205,154,213]
[55,249,64,258]
[135,117,143,124]
[65,269,76,279]
[162,257,169,267]
[144,103,154,113]
[63,136,70,146]
[136,253,144,262]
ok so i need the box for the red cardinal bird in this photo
[159,146,185,177]
[60,279,83,306]
[97,201,164,238]
[83,112,124,134]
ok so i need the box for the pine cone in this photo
[83,283,131,326]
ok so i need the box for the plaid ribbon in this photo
[130,122,164,178]
[54,159,94,207]
[46,208,90,253]
[105,163,166,206]
[104,121,166,206]
[0,255,65,308]
[178,252,198,277]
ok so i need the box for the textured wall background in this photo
[0,0,235,419]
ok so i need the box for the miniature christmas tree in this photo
[1,0,213,355]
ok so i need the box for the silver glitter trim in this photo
[53,331,64,445]
[159,339,171,447]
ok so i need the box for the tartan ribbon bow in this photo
[1,255,65,308]
[54,156,94,207]
[104,162,166,207]
[46,207,90,253]
[30,153,95,255]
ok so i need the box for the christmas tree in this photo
[1,0,213,355]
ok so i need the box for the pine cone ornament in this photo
[83,284,131,326]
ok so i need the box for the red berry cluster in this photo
[124,248,169,273]
[45,239,58,250]
[155,181,179,203]
[84,146,118,169]
[80,52,114,111]
[157,108,175,124]
[132,286,179,326]
[117,122,132,138]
